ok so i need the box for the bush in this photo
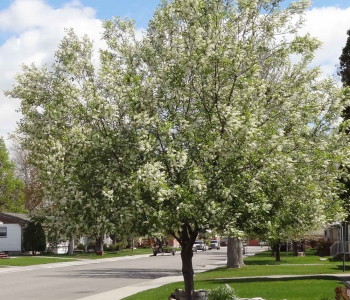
[103,243,108,251]
[46,229,64,254]
[108,244,118,252]
[209,285,236,300]
[75,243,85,251]
[23,221,46,255]
[316,241,332,256]
[87,241,95,250]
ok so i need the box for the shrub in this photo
[103,243,108,251]
[75,243,85,251]
[87,241,95,250]
[23,221,46,255]
[209,284,236,300]
[108,244,118,252]
[316,241,332,256]
[46,229,64,254]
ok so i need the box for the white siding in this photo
[0,224,22,252]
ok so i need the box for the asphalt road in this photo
[0,246,264,300]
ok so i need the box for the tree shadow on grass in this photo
[244,260,285,265]
[201,275,346,284]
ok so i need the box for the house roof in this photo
[0,212,30,226]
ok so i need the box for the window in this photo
[0,227,7,238]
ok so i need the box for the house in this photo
[324,222,350,257]
[0,212,30,255]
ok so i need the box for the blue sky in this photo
[0,0,350,141]
[0,0,349,32]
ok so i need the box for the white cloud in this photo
[0,0,105,144]
[299,6,350,77]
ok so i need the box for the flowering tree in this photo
[6,0,350,299]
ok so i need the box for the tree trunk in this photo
[227,236,240,268]
[111,233,116,245]
[274,240,281,262]
[177,224,198,300]
[68,237,74,255]
[238,238,245,267]
[95,235,104,252]
[84,237,88,253]
[301,239,306,253]
[181,243,194,300]
[293,241,298,256]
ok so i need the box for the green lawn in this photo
[0,256,76,266]
[122,276,343,300]
[122,249,348,300]
[244,249,334,265]
[195,264,349,280]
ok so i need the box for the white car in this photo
[194,241,207,251]
[209,240,220,250]
[258,241,267,246]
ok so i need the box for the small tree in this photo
[9,137,43,212]
[0,137,25,212]
[23,221,46,255]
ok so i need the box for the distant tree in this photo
[23,221,46,255]
[9,137,43,213]
[339,30,350,88]
[338,30,350,220]
[0,137,25,212]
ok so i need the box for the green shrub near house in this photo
[23,221,46,255]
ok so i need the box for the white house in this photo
[0,212,30,255]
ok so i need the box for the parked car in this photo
[220,240,228,246]
[209,240,220,250]
[258,241,267,246]
[194,241,207,251]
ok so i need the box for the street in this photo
[0,247,265,300]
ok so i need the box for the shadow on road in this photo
[40,268,183,280]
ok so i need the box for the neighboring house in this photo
[0,212,30,255]
[324,223,343,244]
[324,222,350,257]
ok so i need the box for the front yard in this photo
[0,248,158,266]
[122,249,347,300]
[0,256,76,266]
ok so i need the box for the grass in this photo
[244,249,335,265]
[0,256,76,266]
[122,249,348,300]
[195,264,349,279]
[123,277,343,300]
